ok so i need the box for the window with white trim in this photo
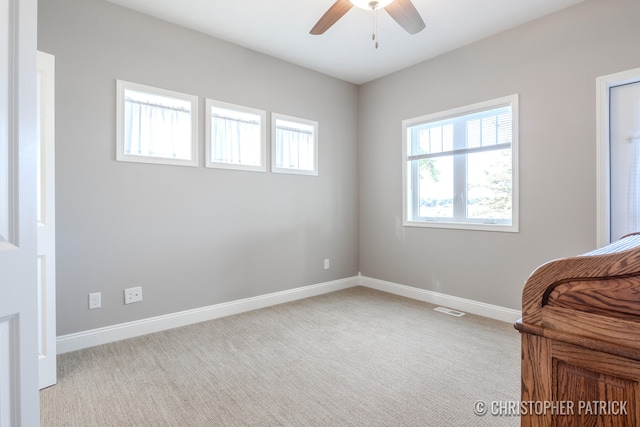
[116,80,198,167]
[403,95,519,232]
[272,113,318,175]
[205,99,266,172]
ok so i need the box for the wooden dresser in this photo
[515,233,640,426]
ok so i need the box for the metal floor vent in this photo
[434,306,466,317]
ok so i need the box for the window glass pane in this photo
[467,119,481,148]
[417,127,430,154]
[497,113,512,144]
[418,156,454,219]
[123,89,192,160]
[272,114,318,175]
[429,127,442,154]
[481,116,497,147]
[411,123,453,155]
[210,106,261,166]
[467,149,512,220]
[443,124,454,152]
[275,120,313,171]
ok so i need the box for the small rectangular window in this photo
[272,113,318,175]
[116,80,198,167]
[205,99,266,172]
[403,95,519,232]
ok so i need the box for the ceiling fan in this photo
[310,0,426,37]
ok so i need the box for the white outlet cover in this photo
[89,292,101,309]
[124,286,143,304]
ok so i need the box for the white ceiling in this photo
[105,0,585,85]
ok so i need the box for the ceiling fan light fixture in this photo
[349,0,394,10]
[310,0,424,37]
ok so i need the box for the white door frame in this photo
[596,67,640,247]
[37,50,56,389]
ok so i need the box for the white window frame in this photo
[116,80,198,167]
[271,113,318,176]
[402,94,519,232]
[205,99,266,172]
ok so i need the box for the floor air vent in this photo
[434,307,466,317]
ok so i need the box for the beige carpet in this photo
[40,286,520,426]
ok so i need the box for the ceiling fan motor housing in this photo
[350,0,394,10]
[310,0,425,36]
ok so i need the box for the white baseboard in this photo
[358,275,522,323]
[57,276,359,354]
[57,275,521,354]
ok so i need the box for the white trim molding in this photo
[359,275,522,323]
[57,277,358,354]
[596,67,640,248]
[57,275,521,354]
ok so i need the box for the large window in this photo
[272,113,318,176]
[403,95,519,232]
[116,80,198,167]
[205,99,266,172]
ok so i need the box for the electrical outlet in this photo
[89,292,101,309]
[324,259,330,270]
[124,286,143,304]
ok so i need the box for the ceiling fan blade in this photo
[310,0,354,35]
[384,0,426,35]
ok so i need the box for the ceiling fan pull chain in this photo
[371,1,379,49]
[376,7,379,48]
[371,6,375,41]
[375,8,379,49]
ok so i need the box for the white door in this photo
[0,0,40,425]
[610,81,640,241]
[37,50,57,390]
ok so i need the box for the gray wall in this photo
[358,0,640,310]
[38,0,359,335]
[40,0,640,336]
